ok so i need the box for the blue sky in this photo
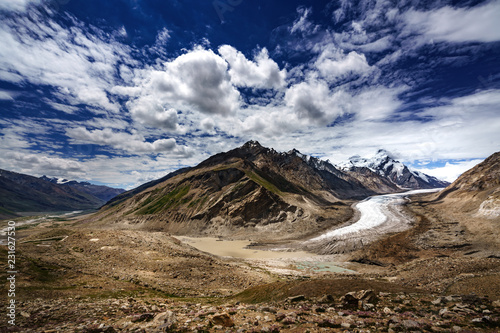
[0,0,499,189]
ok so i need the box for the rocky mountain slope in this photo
[86,141,400,239]
[0,169,120,219]
[40,176,125,202]
[341,149,449,189]
[435,151,500,216]
[423,151,500,248]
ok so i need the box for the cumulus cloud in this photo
[119,47,241,127]
[218,45,286,89]
[315,49,372,82]
[127,96,179,130]
[150,47,240,116]
[284,80,401,125]
[284,80,334,123]
[1,151,86,178]
[201,118,216,132]
[65,127,191,156]
[403,1,500,43]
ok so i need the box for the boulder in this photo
[340,290,378,309]
[210,313,234,327]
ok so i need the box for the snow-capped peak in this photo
[287,149,342,176]
[341,149,448,189]
[40,175,71,184]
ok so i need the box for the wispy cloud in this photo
[0,9,133,113]
[65,127,193,156]
[0,0,41,12]
[403,1,500,43]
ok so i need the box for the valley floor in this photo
[1,193,500,332]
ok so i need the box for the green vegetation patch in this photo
[245,170,282,195]
[136,185,191,215]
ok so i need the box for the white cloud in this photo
[127,96,179,131]
[120,47,240,123]
[284,80,343,124]
[353,86,405,121]
[0,90,14,100]
[45,100,79,114]
[218,45,286,89]
[65,127,192,156]
[1,151,86,178]
[315,49,372,82]
[0,0,40,12]
[403,1,500,43]
[414,159,484,183]
[290,7,319,35]
[284,81,401,125]
[152,47,239,116]
[148,27,171,58]
[201,117,216,132]
[0,10,132,113]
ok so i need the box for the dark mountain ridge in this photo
[0,169,125,220]
[0,169,103,219]
[40,176,125,202]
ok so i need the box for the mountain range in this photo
[0,169,125,219]
[0,142,451,226]
[86,141,448,239]
[40,176,125,202]
[339,149,450,189]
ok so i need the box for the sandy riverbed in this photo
[176,236,313,259]
[175,236,357,275]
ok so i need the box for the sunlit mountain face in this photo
[0,0,498,189]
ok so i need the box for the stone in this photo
[317,319,341,328]
[288,295,306,302]
[439,308,449,316]
[432,297,443,305]
[260,306,277,313]
[341,290,378,309]
[131,313,154,323]
[444,295,462,303]
[363,303,375,310]
[358,290,378,304]
[403,320,420,329]
[210,313,234,327]
[275,313,286,322]
[20,311,31,318]
[341,322,351,329]
[318,294,335,304]
[383,307,393,314]
[149,311,177,331]
[341,293,359,309]
[282,316,297,325]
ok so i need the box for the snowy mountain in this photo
[90,141,401,238]
[340,149,449,189]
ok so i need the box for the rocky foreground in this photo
[9,289,500,332]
